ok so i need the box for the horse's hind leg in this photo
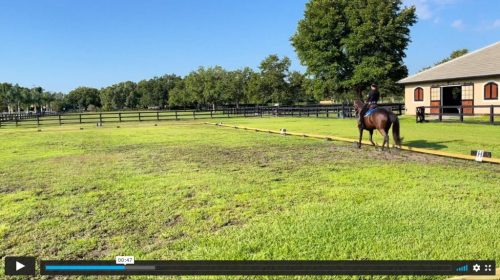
[378,128,389,151]
[369,129,376,147]
[385,131,390,151]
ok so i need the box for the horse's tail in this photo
[390,113,403,147]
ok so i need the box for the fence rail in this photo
[417,105,499,124]
[0,111,59,122]
[0,103,405,128]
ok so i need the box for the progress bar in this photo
[40,260,496,276]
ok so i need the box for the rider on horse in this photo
[359,83,380,130]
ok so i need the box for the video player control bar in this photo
[39,260,496,276]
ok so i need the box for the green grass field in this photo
[219,116,500,158]
[1,119,499,279]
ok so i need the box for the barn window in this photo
[484,82,498,100]
[462,85,474,100]
[431,87,440,100]
[414,87,424,101]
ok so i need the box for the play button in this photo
[16,261,25,271]
[5,256,36,275]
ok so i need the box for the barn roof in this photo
[398,41,500,84]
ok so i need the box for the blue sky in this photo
[0,0,499,93]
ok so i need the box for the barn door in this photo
[461,85,474,115]
[430,87,440,114]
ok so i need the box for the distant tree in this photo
[184,68,206,109]
[258,54,291,104]
[100,82,137,110]
[291,0,416,100]
[245,71,264,105]
[168,80,195,108]
[419,48,469,72]
[8,84,22,113]
[67,87,101,111]
[138,74,182,109]
[222,68,254,108]
[31,87,44,113]
[0,83,12,112]
[50,92,67,112]
[202,66,226,110]
[19,87,32,113]
[41,91,56,112]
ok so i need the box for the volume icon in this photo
[456,265,468,272]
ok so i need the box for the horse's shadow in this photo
[404,139,460,150]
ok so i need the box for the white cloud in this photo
[404,0,432,20]
[451,19,464,30]
[403,0,458,22]
[493,19,500,28]
[476,19,500,31]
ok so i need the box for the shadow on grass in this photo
[404,139,461,150]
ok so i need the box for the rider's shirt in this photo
[367,90,380,104]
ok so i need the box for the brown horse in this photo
[353,100,402,150]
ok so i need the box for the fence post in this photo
[326,109,329,118]
[175,111,178,120]
[210,110,213,118]
[316,108,319,117]
[58,114,62,125]
[138,112,141,122]
[490,105,494,124]
[460,106,464,122]
[398,104,402,115]
[193,111,196,119]
[439,107,442,122]
[15,116,18,127]
[79,114,82,124]
[157,111,160,121]
[99,113,102,124]
[119,112,122,122]
[36,115,40,126]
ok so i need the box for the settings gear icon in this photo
[473,264,481,272]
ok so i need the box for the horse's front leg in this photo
[358,127,363,148]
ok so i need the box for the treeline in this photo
[0,55,318,113]
[0,84,64,113]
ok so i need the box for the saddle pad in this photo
[364,108,378,117]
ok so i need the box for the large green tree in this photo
[291,0,416,100]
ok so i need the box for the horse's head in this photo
[353,100,365,113]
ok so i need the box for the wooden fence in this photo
[224,103,404,118]
[0,111,58,122]
[0,103,405,127]
[417,105,499,124]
